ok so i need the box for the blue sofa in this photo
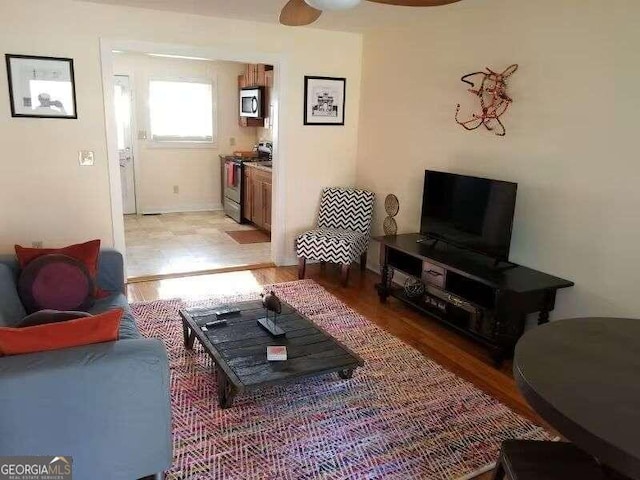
[0,249,172,480]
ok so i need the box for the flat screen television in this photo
[420,170,518,261]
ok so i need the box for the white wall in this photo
[112,53,257,213]
[357,0,640,319]
[0,0,362,263]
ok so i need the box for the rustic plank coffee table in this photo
[180,300,364,408]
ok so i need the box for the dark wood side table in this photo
[493,440,608,480]
[514,318,640,479]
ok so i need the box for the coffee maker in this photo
[254,141,273,159]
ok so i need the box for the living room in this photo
[0,0,638,479]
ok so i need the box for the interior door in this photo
[114,75,136,215]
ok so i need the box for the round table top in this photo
[514,317,640,480]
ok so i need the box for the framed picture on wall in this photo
[303,76,346,126]
[5,54,78,119]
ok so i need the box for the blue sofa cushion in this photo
[89,293,140,340]
[0,264,26,327]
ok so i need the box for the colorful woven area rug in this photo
[131,280,552,480]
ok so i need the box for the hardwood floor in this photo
[128,263,551,480]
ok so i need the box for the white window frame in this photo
[147,76,217,149]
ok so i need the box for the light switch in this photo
[78,150,95,166]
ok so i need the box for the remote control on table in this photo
[213,307,241,317]
[202,319,227,331]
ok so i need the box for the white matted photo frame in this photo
[304,76,346,126]
[5,54,78,119]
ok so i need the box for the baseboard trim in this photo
[126,262,275,284]
[140,204,223,215]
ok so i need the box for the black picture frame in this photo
[303,76,346,126]
[5,54,78,119]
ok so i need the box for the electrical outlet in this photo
[173,185,179,194]
[229,137,236,146]
[32,241,43,248]
[78,150,95,166]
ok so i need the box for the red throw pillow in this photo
[0,308,123,356]
[15,240,108,297]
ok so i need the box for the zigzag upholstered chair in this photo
[296,187,375,286]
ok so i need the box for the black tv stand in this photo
[375,234,574,365]
[417,237,440,248]
[417,235,517,271]
[493,259,518,271]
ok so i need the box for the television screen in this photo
[420,171,518,260]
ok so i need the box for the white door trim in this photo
[113,74,137,214]
[99,38,288,267]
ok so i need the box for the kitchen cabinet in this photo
[242,166,252,221]
[238,64,273,128]
[263,181,272,231]
[243,165,272,232]
[251,175,264,227]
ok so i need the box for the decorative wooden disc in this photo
[383,216,397,235]
[384,194,399,217]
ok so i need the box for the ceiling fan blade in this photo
[365,0,462,6]
[280,0,323,26]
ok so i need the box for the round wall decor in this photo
[384,194,400,217]
[383,194,400,236]
[383,217,397,236]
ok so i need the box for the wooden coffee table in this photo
[180,300,364,408]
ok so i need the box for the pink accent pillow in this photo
[18,254,94,314]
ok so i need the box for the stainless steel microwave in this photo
[240,87,264,118]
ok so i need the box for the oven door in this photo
[224,197,242,223]
[224,160,242,204]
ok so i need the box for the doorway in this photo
[102,41,283,281]
[114,75,136,215]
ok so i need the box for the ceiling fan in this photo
[280,0,463,26]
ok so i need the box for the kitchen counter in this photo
[244,162,272,173]
[220,154,258,161]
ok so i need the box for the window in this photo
[148,79,215,144]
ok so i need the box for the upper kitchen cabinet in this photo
[238,64,273,128]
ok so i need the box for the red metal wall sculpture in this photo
[455,64,518,137]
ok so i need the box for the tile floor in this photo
[124,211,272,279]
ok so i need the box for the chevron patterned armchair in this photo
[296,187,375,286]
